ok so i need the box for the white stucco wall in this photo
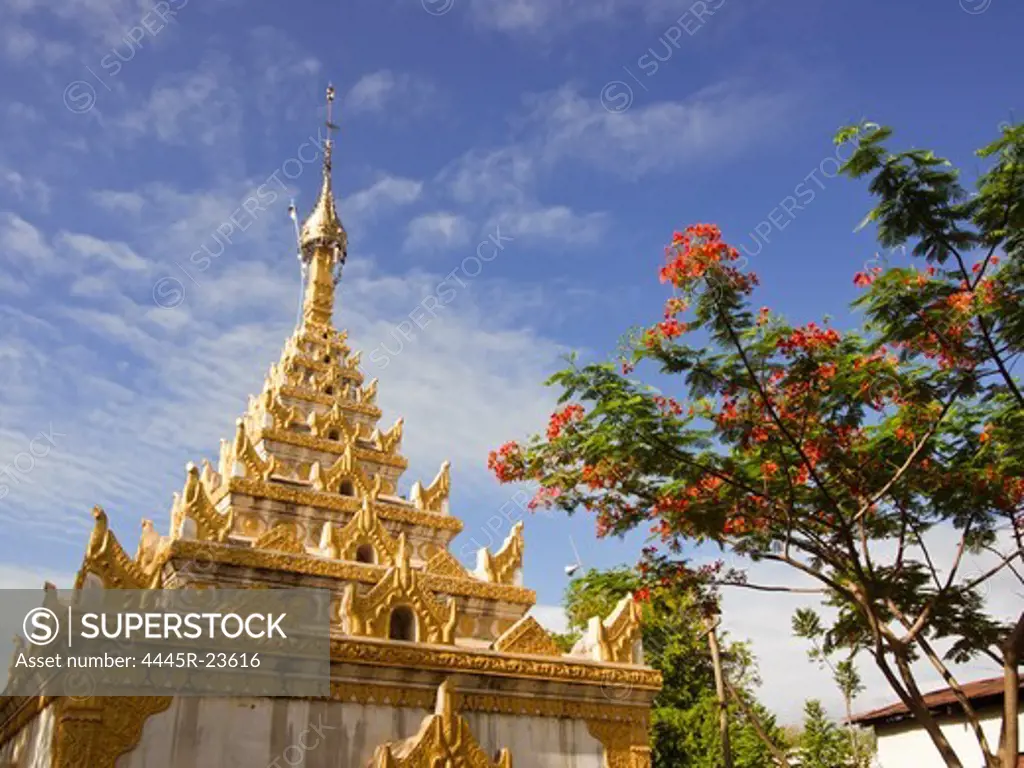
[0,703,54,768]
[874,708,1023,768]
[118,697,605,768]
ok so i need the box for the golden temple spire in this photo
[299,84,347,327]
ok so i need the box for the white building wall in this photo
[0,704,54,768]
[118,697,605,768]
[874,708,1023,768]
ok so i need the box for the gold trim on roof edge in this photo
[221,477,463,532]
[167,538,536,605]
[280,384,383,417]
[254,421,407,469]
[328,637,661,690]
[220,419,276,482]
[171,464,233,542]
[75,507,158,590]
[409,461,451,513]
[478,521,524,585]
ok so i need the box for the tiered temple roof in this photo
[57,86,659,768]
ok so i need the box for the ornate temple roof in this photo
[72,83,659,681]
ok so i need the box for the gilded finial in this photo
[299,83,347,265]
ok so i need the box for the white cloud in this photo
[489,204,608,245]
[57,232,148,271]
[5,101,42,124]
[0,22,71,63]
[343,175,424,221]
[0,212,52,264]
[0,168,50,210]
[117,62,242,148]
[526,82,796,177]
[90,189,145,215]
[403,212,472,253]
[441,146,535,206]
[344,70,437,116]
[466,0,689,36]
[468,0,621,34]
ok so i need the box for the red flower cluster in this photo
[652,395,685,416]
[546,404,585,440]
[777,322,842,355]
[487,441,524,483]
[853,266,882,287]
[659,224,742,287]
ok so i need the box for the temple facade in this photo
[0,87,659,768]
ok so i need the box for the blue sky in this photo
[0,0,1020,722]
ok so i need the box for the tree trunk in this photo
[707,620,734,768]
[889,648,966,767]
[1000,612,1023,768]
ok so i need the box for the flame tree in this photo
[490,123,1024,768]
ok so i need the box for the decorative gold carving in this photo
[75,507,158,589]
[51,695,172,768]
[280,384,383,418]
[492,615,561,657]
[170,464,233,543]
[328,636,662,690]
[424,548,468,579]
[360,377,378,405]
[307,401,362,442]
[575,595,644,665]
[341,536,458,644]
[326,681,652,725]
[134,518,162,573]
[601,595,644,665]
[199,458,222,494]
[296,323,349,356]
[410,461,450,513]
[310,445,378,497]
[330,680,436,710]
[371,680,512,768]
[321,497,398,564]
[249,388,304,431]
[586,719,652,768]
[225,477,462,533]
[477,521,524,585]
[257,427,409,470]
[168,538,536,605]
[254,522,306,555]
[370,417,403,454]
[219,418,276,482]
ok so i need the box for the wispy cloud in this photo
[488,204,608,245]
[343,175,424,221]
[525,81,797,177]
[403,211,472,252]
[344,69,438,116]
